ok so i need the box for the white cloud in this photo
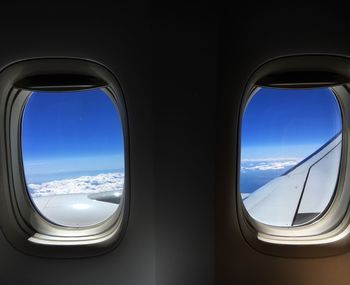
[241,157,301,162]
[27,172,124,198]
[241,160,299,171]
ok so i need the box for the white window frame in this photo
[237,55,350,257]
[0,58,129,258]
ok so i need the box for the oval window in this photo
[240,87,342,227]
[21,88,124,227]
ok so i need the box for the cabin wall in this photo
[153,2,218,284]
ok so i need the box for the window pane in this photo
[240,87,342,227]
[21,88,124,227]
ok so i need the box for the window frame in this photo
[237,55,350,257]
[0,58,130,258]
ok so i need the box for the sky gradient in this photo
[22,88,124,183]
[241,87,342,160]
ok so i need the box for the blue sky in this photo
[241,87,342,160]
[22,88,124,182]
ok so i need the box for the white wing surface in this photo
[32,191,121,227]
[242,133,342,227]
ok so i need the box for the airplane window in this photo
[21,88,124,227]
[240,87,342,227]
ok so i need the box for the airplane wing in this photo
[88,191,121,204]
[242,132,342,227]
[32,191,122,227]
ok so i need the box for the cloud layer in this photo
[241,159,299,171]
[28,172,124,198]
